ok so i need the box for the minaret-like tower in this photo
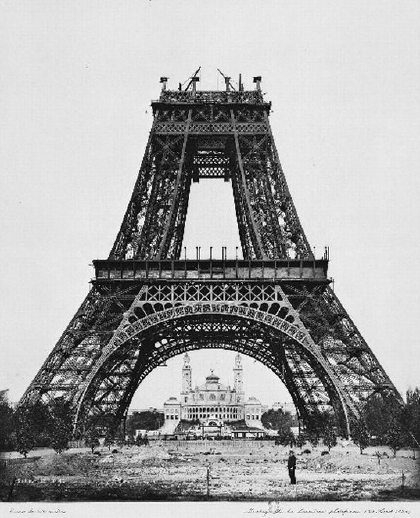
[233,353,244,402]
[181,352,192,394]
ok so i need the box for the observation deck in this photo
[92,258,329,284]
[152,87,271,136]
[154,88,270,107]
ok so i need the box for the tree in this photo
[308,431,319,448]
[0,390,15,451]
[136,434,149,446]
[115,425,126,447]
[13,406,36,458]
[322,422,337,452]
[302,410,340,451]
[11,397,76,456]
[22,400,52,447]
[385,424,405,457]
[305,410,323,440]
[104,430,115,451]
[13,398,76,456]
[277,430,296,447]
[84,426,100,453]
[126,430,135,446]
[47,399,73,454]
[14,401,47,456]
[125,410,164,436]
[305,410,334,447]
[261,409,293,435]
[351,417,370,454]
[364,392,401,444]
[400,388,420,459]
[296,434,305,449]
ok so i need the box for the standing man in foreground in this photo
[288,450,296,484]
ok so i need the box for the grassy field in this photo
[1,442,419,501]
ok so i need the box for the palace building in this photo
[161,353,265,437]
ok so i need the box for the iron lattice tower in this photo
[21,73,401,435]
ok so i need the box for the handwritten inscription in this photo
[245,503,411,516]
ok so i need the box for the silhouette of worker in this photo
[288,450,296,484]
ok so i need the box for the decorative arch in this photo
[74,304,355,434]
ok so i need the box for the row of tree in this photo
[262,407,339,451]
[0,395,73,456]
[351,389,420,456]
[260,388,420,456]
[125,410,164,436]
[1,388,419,456]
[0,393,166,456]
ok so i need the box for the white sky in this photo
[1,0,419,411]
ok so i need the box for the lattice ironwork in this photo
[158,90,265,104]
[20,77,402,438]
[192,150,230,179]
[154,121,267,135]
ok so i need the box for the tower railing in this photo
[92,257,329,282]
[157,90,266,105]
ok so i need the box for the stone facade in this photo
[163,353,264,429]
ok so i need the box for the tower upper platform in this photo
[153,73,270,110]
[155,89,269,107]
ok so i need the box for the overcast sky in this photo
[1,0,419,410]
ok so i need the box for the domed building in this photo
[161,353,266,438]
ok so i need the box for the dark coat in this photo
[287,454,296,469]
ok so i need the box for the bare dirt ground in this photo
[1,442,419,501]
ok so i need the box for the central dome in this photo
[205,369,220,382]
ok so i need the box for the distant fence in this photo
[157,439,276,449]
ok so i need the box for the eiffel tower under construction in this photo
[21,69,402,436]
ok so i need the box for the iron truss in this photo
[20,78,402,436]
[109,88,311,261]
